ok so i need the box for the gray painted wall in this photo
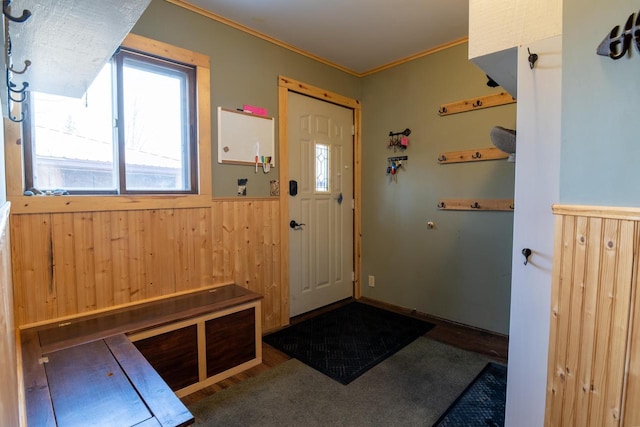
[561,0,640,206]
[133,0,362,197]
[360,44,516,334]
[134,2,515,334]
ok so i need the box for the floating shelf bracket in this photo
[438,92,516,116]
[437,147,509,164]
[437,198,514,212]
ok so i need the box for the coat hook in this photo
[438,106,447,114]
[6,71,28,93]
[470,202,481,209]
[528,47,538,69]
[8,88,27,103]
[472,100,483,107]
[9,59,31,75]
[3,0,32,23]
[509,204,515,210]
[437,202,446,209]
[437,154,447,162]
[471,152,482,159]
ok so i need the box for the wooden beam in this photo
[438,92,515,116]
[436,198,514,212]
[437,147,509,164]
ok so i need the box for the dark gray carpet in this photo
[263,302,435,384]
[189,337,489,426]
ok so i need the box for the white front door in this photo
[288,91,354,317]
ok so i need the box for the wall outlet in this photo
[368,275,375,287]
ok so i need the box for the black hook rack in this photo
[389,128,411,138]
[2,0,32,123]
[387,128,411,152]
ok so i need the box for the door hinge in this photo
[351,125,355,136]
[352,271,355,282]
[351,199,355,209]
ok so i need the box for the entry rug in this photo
[433,362,507,427]
[263,302,434,385]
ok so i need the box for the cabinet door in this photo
[134,325,199,391]
[205,308,256,377]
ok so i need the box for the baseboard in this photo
[358,297,509,363]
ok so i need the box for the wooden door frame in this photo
[277,76,362,326]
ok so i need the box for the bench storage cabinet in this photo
[129,300,261,396]
[21,284,262,426]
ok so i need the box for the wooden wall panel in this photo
[0,202,20,427]
[546,214,635,426]
[11,213,55,323]
[12,207,217,325]
[10,201,282,332]
[623,226,640,426]
[211,199,281,331]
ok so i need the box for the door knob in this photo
[290,220,305,229]
[522,248,532,265]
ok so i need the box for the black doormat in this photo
[433,362,507,427]
[263,302,434,385]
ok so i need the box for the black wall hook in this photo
[522,248,532,265]
[528,48,538,69]
[3,0,31,22]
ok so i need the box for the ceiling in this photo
[172,0,470,76]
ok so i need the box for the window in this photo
[23,47,197,194]
[315,143,330,192]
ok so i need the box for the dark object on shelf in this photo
[490,126,516,158]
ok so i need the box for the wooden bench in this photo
[21,284,263,426]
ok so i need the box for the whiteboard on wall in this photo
[217,107,275,166]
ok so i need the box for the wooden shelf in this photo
[437,147,509,164]
[438,92,516,116]
[437,198,514,212]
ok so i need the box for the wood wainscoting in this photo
[10,198,283,332]
[546,205,640,426]
[0,202,20,427]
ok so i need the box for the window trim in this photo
[4,33,212,211]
